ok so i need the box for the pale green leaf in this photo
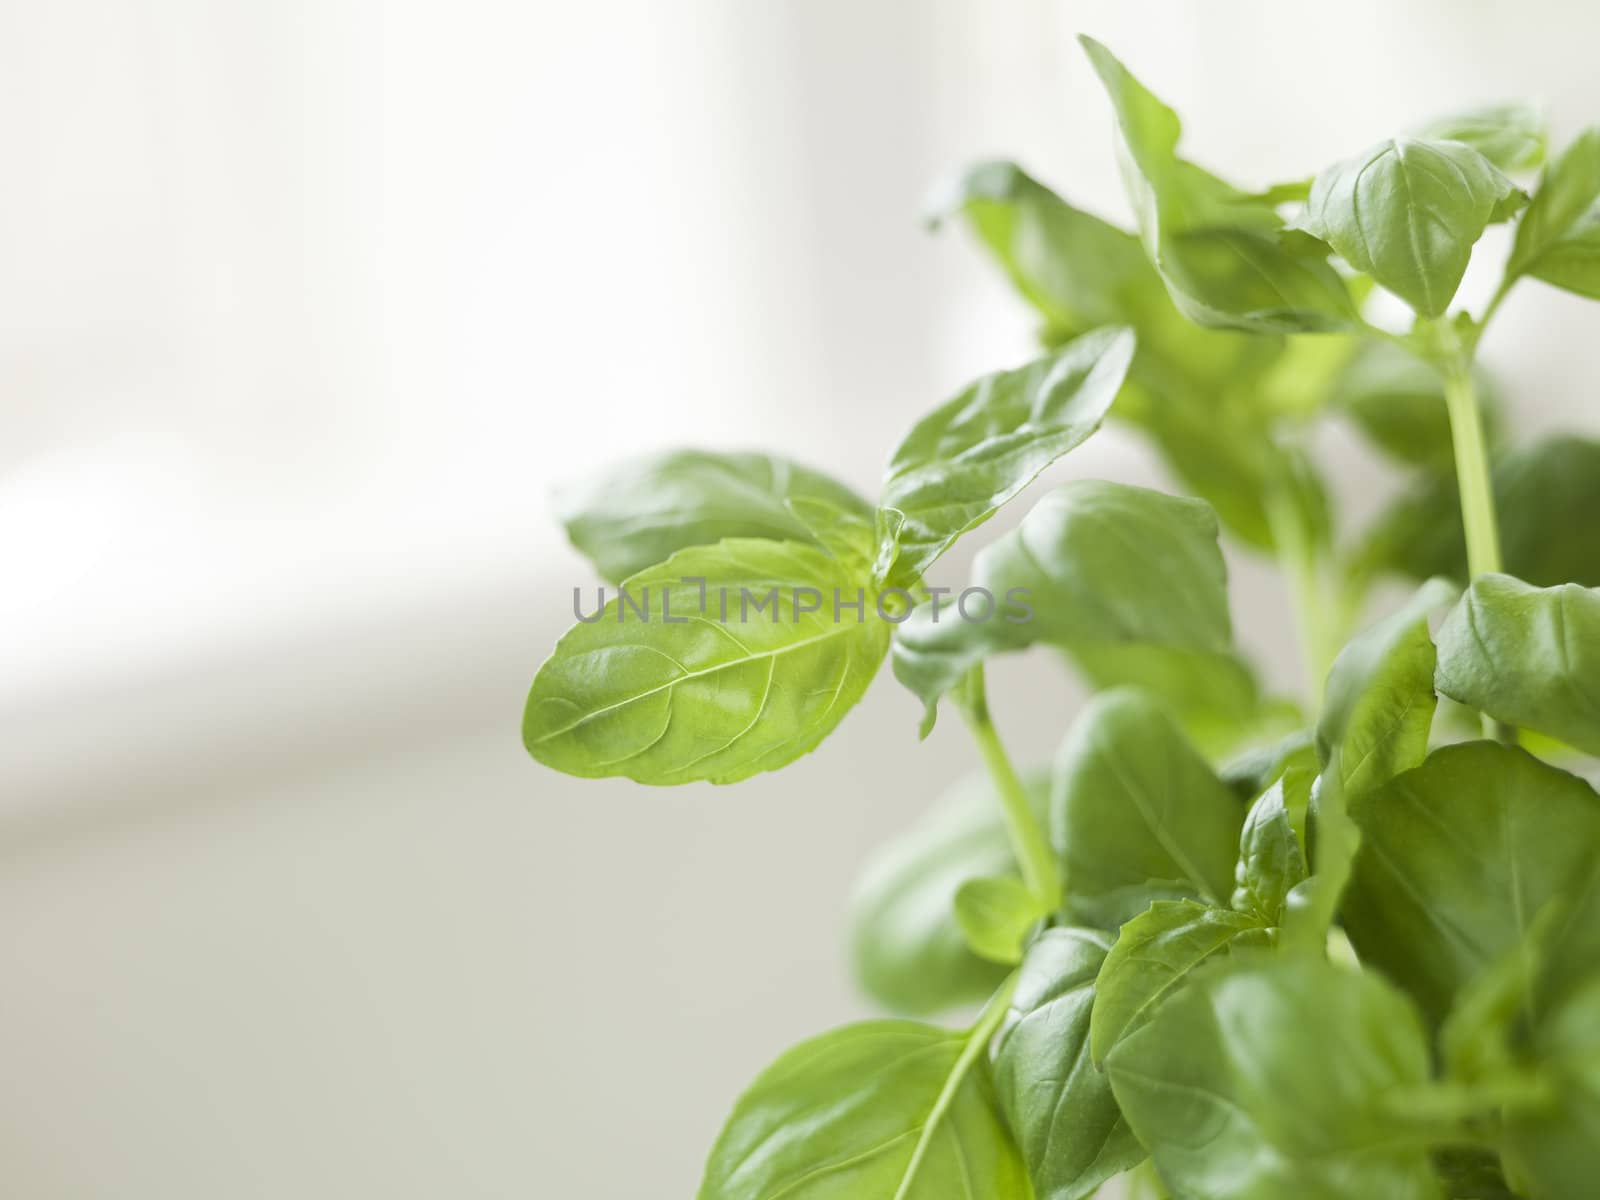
[851,771,1047,1015]
[1089,899,1269,1065]
[697,1018,1030,1200]
[524,540,889,784]
[556,450,872,582]
[1296,137,1524,316]
[878,327,1134,586]
[1435,574,1600,755]
[1507,125,1600,299]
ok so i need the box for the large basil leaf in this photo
[1434,574,1600,755]
[850,771,1047,1015]
[697,1018,1029,1200]
[1507,125,1600,300]
[524,539,889,784]
[1051,689,1245,928]
[1413,102,1547,173]
[1316,578,1457,798]
[1105,958,1442,1200]
[928,160,1159,340]
[892,481,1256,734]
[1352,435,1600,589]
[1329,341,1500,473]
[1505,976,1600,1200]
[1342,741,1600,1026]
[992,929,1145,1200]
[1233,770,1310,922]
[877,326,1134,586]
[556,450,873,582]
[1088,899,1270,1066]
[1080,37,1356,333]
[1295,137,1524,317]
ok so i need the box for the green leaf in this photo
[1089,899,1270,1066]
[877,326,1135,586]
[523,539,889,784]
[1504,976,1600,1199]
[1507,125,1600,299]
[1105,957,1443,1200]
[891,481,1257,735]
[1439,903,1562,1084]
[1316,577,1458,799]
[555,450,873,583]
[1080,37,1356,333]
[1413,102,1548,172]
[992,929,1146,1200]
[1342,741,1600,1026]
[1051,689,1245,927]
[850,771,1047,1015]
[928,159,1161,340]
[1330,341,1500,473]
[1353,435,1600,589]
[1295,137,1525,317]
[1435,574,1600,755]
[697,1015,1030,1200]
[1233,769,1310,922]
[954,876,1051,965]
[1281,771,1361,954]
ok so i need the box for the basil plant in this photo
[526,37,1600,1200]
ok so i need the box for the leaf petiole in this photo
[959,664,1062,909]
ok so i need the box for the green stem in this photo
[960,665,1061,907]
[892,972,1018,1200]
[1438,338,1516,744]
[1442,364,1503,581]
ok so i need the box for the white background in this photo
[2,2,1597,1195]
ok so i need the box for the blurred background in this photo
[3,1,1598,1195]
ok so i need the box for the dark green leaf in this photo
[878,327,1134,586]
[1080,37,1356,333]
[1220,728,1316,803]
[1089,899,1269,1065]
[1342,741,1600,1025]
[850,771,1047,1015]
[697,1017,1029,1200]
[1413,102,1548,172]
[1295,137,1525,316]
[1105,958,1442,1200]
[1505,977,1600,1200]
[891,481,1257,735]
[1507,125,1600,300]
[524,540,889,784]
[1316,578,1458,798]
[1330,341,1500,472]
[992,929,1145,1200]
[1051,689,1245,927]
[1352,435,1600,590]
[1435,574,1600,755]
[556,450,872,583]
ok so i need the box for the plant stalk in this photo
[960,665,1061,908]
[1442,365,1503,582]
[1439,350,1517,743]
